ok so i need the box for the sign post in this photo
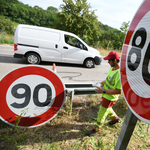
[116,0,150,149]
[0,65,66,128]
[115,109,138,150]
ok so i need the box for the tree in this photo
[47,6,58,13]
[120,21,130,34]
[55,0,100,45]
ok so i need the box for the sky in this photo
[19,0,143,30]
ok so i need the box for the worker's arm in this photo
[100,80,105,86]
[95,87,121,95]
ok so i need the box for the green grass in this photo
[97,48,122,57]
[0,32,14,45]
[0,94,149,150]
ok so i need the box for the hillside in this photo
[0,0,125,50]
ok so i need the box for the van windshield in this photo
[64,35,87,50]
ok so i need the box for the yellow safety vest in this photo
[101,67,121,101]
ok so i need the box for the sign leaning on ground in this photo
[121,0,150,124]
[0,65,66,128]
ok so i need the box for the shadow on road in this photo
[0,55,86,68]
[0,56,27,64]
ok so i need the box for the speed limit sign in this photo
[0,65,66,128]
[121,0,150,124]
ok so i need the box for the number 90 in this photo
[11,83,52,108]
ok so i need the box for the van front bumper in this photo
[94,56,102,65]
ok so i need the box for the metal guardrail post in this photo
[66,89,74,115]
[65,83,97,114]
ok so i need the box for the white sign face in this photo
[6,75,56,117]
[121,0,150,124]
[0,65,65,128]
[126,11,150,98]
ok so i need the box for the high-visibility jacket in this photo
[101,67,121,101]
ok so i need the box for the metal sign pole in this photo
[115,108,138,150]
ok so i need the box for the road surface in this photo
[0,45,110,84]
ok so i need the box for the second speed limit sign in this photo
[0,65,66,128]
[121,0,150,124]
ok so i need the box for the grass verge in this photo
[0,94,150,150]
[0,33,14,45]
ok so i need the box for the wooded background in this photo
[0,0,130,50]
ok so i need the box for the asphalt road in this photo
[0,45,110,84]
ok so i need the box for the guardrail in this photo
[65,83,97,114]
[65,83,96,95]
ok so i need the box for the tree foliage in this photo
[120,21,130,34]
[0,15,16,34]
[98,22,125,50]
[0,0,127,50]
[47,6,58,13]
[55,0,100,45]
[0,0,58,28]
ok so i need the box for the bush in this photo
[0,30,14,45]
[0,15,17,34]
[0,37,14,44]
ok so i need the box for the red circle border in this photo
[0,66,65,127]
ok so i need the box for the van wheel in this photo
[26,53,41,64]
[84,59,95,68]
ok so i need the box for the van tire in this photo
[84,58,95,68]
[26,53,41,64]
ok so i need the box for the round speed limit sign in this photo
[121,0,150,124]
[0,65,66,128]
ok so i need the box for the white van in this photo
[14,24,102,68]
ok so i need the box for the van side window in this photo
[64,35,88,50]
[65,35,70,45]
